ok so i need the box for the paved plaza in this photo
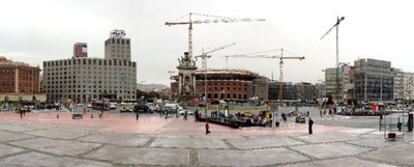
[0,111,413,166]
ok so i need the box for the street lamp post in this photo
[167,71,175,101]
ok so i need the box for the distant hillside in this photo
[137,83,168,91]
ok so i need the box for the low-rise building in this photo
[0,57,41,94]
[171,69,269,101]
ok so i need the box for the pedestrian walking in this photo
[184,110,188,120]
[98,110,103,119]
[136,112,139,120]
[19,108,23,118]
[194,109,199,122]
[205,121,210,135]
[308,117,314,134]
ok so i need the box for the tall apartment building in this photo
[42,30,137,103]
[404,72,414,101]
[354,58,393,102]
[393,68,405,102]
[324,64,354,101]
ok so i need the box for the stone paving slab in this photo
[360,143,414,166]
[78,133,149,146]
[227,136,304,149]
[294,132,359,143]
[339,128,377,134]
[347,135,399,148]
[150,137,228,149]
[25,128,90,139]
[85,145,189,166]
[291,143,371,159]
[280,157,396,167]
[0,144,25,157]
[0,121,49,132]
[9,138,101,156]
[0,130,33,142]
[198,147,309,167]
[0,152,112,167]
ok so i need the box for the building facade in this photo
[268,81,294,101]
[42,30,137,103]
[293,82,318,102]
[324,64,354,102]
[0,57,41,94]
[393,68,405,102]
[404,72,414,101]
[354,58,393,103]
[171,69,269,102]
[73,42,88,58]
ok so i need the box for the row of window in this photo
[105,38,130,46]
[44,59,136,67]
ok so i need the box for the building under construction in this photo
[171,68,268,102]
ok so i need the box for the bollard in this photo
[91,114,93,119]
[57,114,59,119]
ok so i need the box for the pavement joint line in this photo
[284,145,319,160]
[4,142,117,165]
[143,136,156,147]
[0,149,31,161]
[78,143,106,158]
[1,135,39,144]
[222,139,238,150]
[287,136,312,145]
[189,149,198,167]
[361,129,379,135]
[343,141,380,149]
[71,132,96,140]
[356,155,407,167]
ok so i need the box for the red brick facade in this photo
[171,69,268,102]
[0,57,41,94]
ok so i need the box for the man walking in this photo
[205,121,210,135]
[136,111,139,120]
[308,117,314,134]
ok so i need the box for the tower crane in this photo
[223,49,305,104]
[194,42,236,70]
[165,12,265,59]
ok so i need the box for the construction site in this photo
[165,12,305,105]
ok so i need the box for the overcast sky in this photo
[1,0,413,85]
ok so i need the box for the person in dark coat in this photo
[308,117,314,134]
[136,111,139,120]
[205,121,210,135]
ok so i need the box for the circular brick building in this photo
[171,69,268,102]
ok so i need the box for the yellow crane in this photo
[223,49,305,104]
[165,12,265,59]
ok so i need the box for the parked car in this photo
[87,104,93,108]
[160,106,177,114]
[134,105,152,113]
[110,103,117,110]
[120,107,132,113]
[178,110,194,115]
[164,103,183,110]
